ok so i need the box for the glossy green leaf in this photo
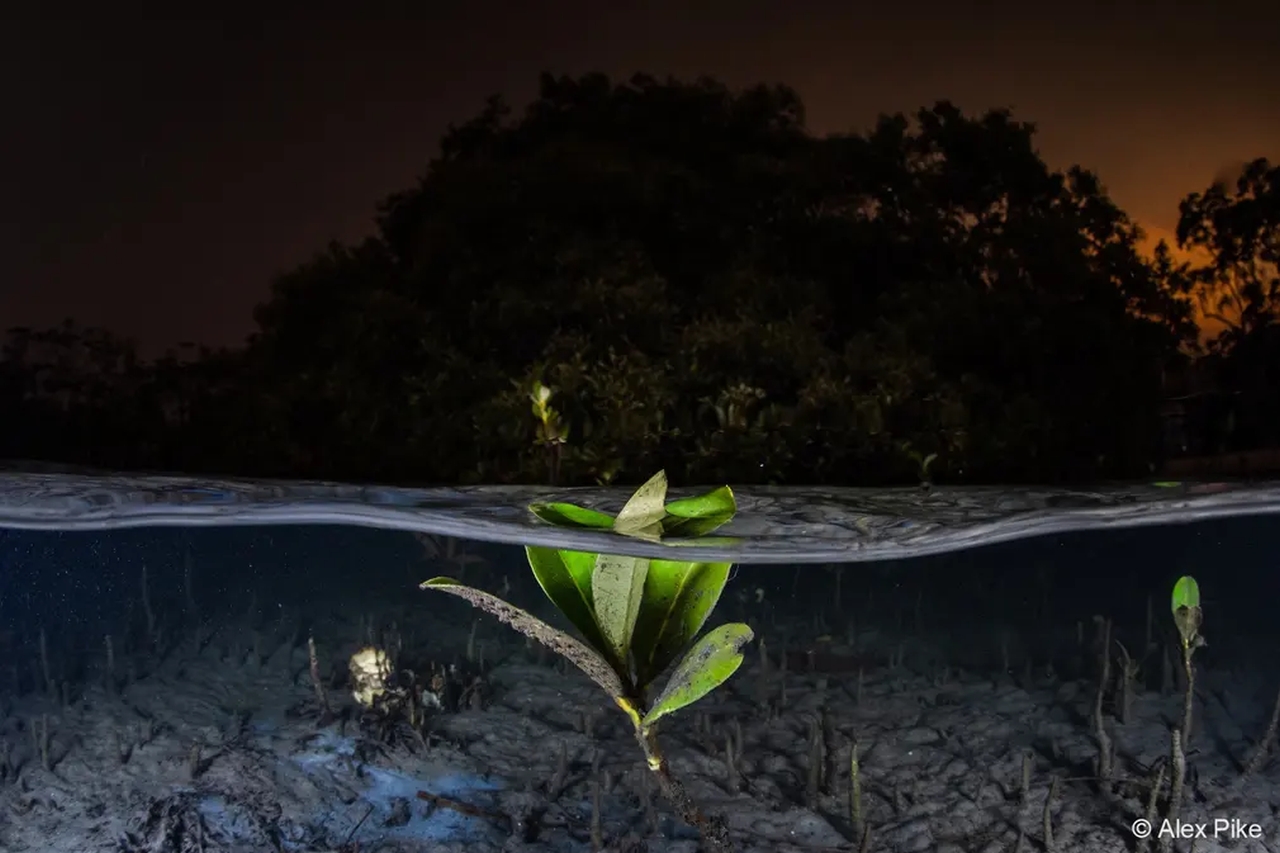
[420,577,627,700]
[612,470,668,538]
[662,486,736,538]
[1171,574,1203,649]
[1171,575,1200,612]
[661,515,736,538]
[529,502,616,529]
[525,546,614,665]
[592,552,650,666]
[642,622,753,729]
[664,485,736,519]
[631,559,732,687]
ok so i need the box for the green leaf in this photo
[1171,576,1200,612]
[591,552,650,668]
[662,486,736,537]
[525,546,613,664]
[613,470,668,538]
[661,514,736,538]
[642,622,754,730]
[420,577,627,700]
[664,486,736,519]
[529,502,616,529]
[631,559,732,687]
[1171,574,1203,650]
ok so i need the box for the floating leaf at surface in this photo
[529,502,616,530]
[420,577,627,701]
[592,552,650,668]
[612,470,668,538]
[661,514,735,538]
[525,546,613,664]
[664,486,736,520]
[642,622,754,730]
[631,559,732,687]
[662,486,736,537]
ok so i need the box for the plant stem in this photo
[1181,646,1195,744]
[635,726,733,853]
[547,441,561,485]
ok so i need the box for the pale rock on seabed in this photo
[0,543,1277,853]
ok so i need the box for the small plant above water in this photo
[529,380,570,484]
[420,470,750,852]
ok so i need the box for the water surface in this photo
[0,468,1276,852]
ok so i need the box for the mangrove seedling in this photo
[1171,575,1204,742]
[530,379,570,484]
[421,470,750,853]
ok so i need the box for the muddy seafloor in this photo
[1,529,1278,853]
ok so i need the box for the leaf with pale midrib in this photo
[632,559,731,686]
[612,470,668,537]
[592,552,649,668]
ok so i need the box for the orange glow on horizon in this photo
[1136,222,1227,343]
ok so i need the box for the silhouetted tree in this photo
[4,73,1208,484]
[1178,158,1278,350]
[1176,158,1280,448]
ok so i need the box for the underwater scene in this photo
[0,472,1277,853]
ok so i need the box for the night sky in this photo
[4,4,1277,355]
